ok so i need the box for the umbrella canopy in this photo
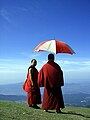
[33,40,75,54]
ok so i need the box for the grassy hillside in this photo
[0,100,90,120]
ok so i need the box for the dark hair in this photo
[31,59,37,63]
[48,54,54,60]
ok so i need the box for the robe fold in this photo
[23,66,41,105]
[38,60,65,110]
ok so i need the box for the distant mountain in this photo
[0,82,26,95]
[0,82,90,95]
[63,93,90,108]
[0,94,26,103]
[0,82,90,108]
[0,93,90,108]
[62,82,90,94]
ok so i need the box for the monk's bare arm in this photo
[29,68,34,86]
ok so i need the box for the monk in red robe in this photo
[23,59,41,108]
[38,54,65,113]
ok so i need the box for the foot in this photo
[44,110,48,112]
[32,105,40,109]
[29,104,32,107]
[56,110,62,113]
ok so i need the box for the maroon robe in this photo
[38,60,65,110]
[23,66,41,105]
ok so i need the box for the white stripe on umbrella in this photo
[33,40,75,54]
[34,40,56,53]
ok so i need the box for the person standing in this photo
[23,59,41,108]
[38,54,65,113]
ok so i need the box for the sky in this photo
[0,0,90,84]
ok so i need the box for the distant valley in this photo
[0,82,90,108]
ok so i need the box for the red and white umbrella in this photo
[33,40,75,54]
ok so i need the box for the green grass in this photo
[0,100,90,120]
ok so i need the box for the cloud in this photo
[54,59,90,72]
[0,58,28,73]
[0,8,11,23]
[20,52,44,60]
[17,7,28,12]
[0,6,28,24]
[56,59,90,66]
[0,58,28,84]
[1,58,90,73]
[0,58,90,84]
[0,0,42,25]
[0,57,90,73]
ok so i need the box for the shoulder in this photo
[28,66,33,72]
[42,62,49,69]
[39,63,47,72]
[54,62,61,69]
